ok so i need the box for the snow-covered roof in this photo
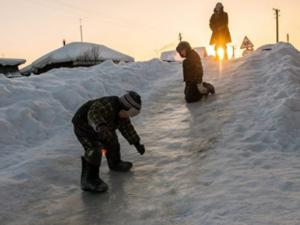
[160,50,183,62]
[26,42,134,73]
[0,58,26,66]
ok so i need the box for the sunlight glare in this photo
[217,48,225,61]
[207,45,216,56]
[227,44,234,59]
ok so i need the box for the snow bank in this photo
[228,43,300,149]
[0,59,179,165]
[196,42,300,225]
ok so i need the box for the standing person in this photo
[176,41,215,103]
[72,91,145,193]
[209,2,232,60]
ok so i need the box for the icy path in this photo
[1,70,230,225]
[1,43,300,225]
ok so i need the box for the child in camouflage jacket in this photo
[72,91,145,193]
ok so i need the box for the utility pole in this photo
[80,18,83,42]
[287,33,290,43]
[273,8,280,43]
[178,32,183,42]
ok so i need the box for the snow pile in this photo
[1,43,300,225]
[222,42,300,152]
[196,43,300,224]
[0,59,178,163]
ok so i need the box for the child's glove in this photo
[134,143,145,155]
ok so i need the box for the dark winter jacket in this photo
[209,10,232,46]
[72,96,140,145]
[183,49,203,83]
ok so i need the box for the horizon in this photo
[1,0,300,66]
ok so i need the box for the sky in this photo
[1,0,300,66]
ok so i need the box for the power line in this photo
[26,0,79,16]
[27,0,162,32]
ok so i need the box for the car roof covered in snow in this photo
[19,64,32,75]
[0,58,26,66]
[29,42,134,70]
[160,47,208,62]
[193,47,208,58]
[160,50,183,62]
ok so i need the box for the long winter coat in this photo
[182,49,204,102]
[209,10,232,46]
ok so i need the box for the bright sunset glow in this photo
[207,44,234,60]
[1,0,300,66]
[206,45,216,56]
[227,44,234,59]
[217,48,225,61]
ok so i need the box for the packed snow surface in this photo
[1,43,300,225]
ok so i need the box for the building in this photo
[0,58,26,76]
[21,42,134,75]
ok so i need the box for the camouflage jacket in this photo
[72,96,140,145]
